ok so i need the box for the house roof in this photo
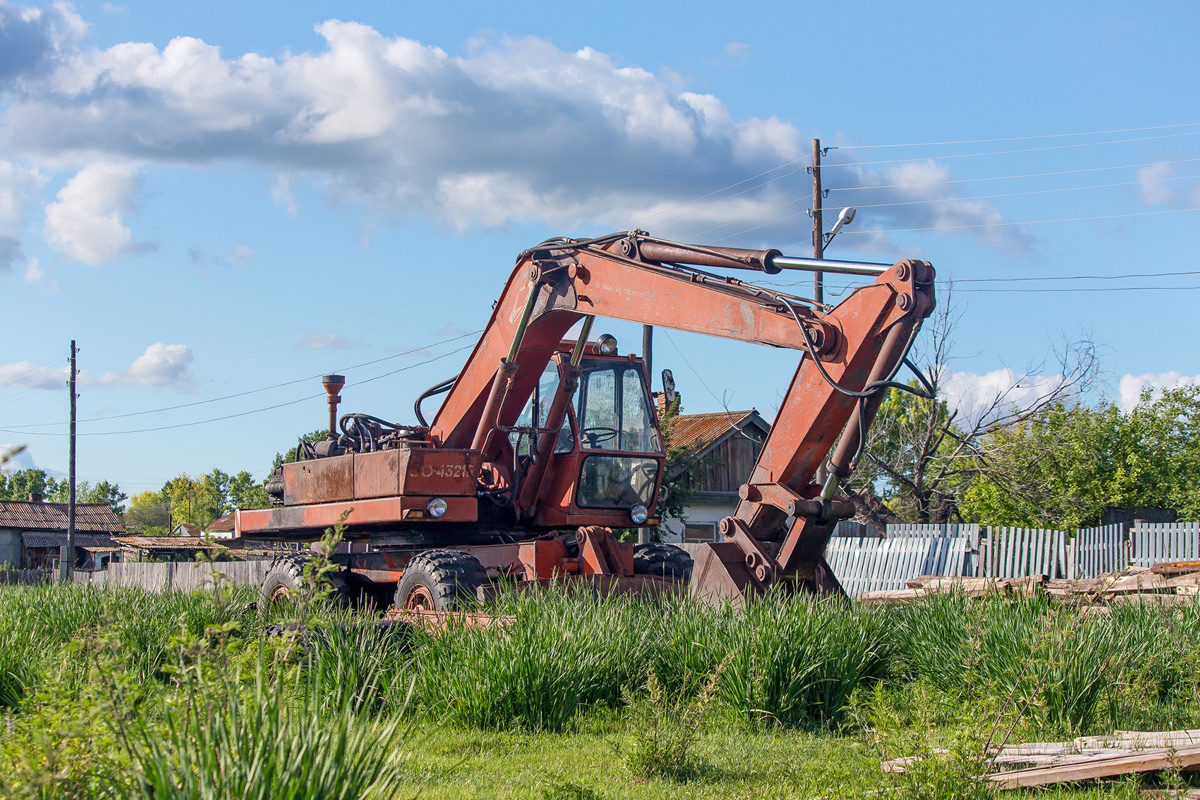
[114,536,227,551]
[22,532,121,549]
[667,410,768,455]
[206,513,235,532]
[0,501,125,534]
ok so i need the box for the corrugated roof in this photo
[206,513,235,532]
[0,501,125,533]
[22,532,120,549]
[114,536,226,550]
[666,411,760,454]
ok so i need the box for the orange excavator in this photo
[238,232,935,609]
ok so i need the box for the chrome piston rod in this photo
[769,254,890,276]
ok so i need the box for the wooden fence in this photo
[0,569,51,585]
[71,560,274,593]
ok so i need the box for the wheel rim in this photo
[405,584,435,611]
[268,585,292,604]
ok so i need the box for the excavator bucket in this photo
[687,542,764,609]
[687,542,849,607]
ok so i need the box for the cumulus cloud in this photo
[226,244,252,266]
[0,1,85,83]
[93,343,194,388]
[299,332,351,350]
[0,359,69,389]
[0,444,37,474]
[940,367,1067,426]
[1117,371,1200,412]
[1137,161,1175,205]
[0,159,44,270]
[0,6,1028,252]
[43,163,151,264]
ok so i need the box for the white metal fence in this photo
[822,522,1199,597]
[825,534,970,599]
[1131,523,1200,568]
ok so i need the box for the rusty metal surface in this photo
[283,455,355,506]
[237,495,477,535]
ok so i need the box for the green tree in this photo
[227,470,270,510]
[960,385,1200,527]
[81,480,129,514]
[0,468,59,501]
[125,489,171,534]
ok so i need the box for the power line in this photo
[661,329,725,407]
[0,343,476,438]
[952,269,1200,284]
[956,285,1200,294]
[1,330,483,429]
[633,156,811,228]
[826,156,1200,193]
[818,130,1200,171]
[836,121,1200,150]
[832,206,1200,237]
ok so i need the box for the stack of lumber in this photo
[882,729,1200,790]
[858,575,1045,605]
[858,561,1200,606]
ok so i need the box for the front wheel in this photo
[258,552,350,610]
[632,542,694,581]
[394,549,488,612]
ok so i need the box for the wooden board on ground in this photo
[1151,560,1200,577]
[987,744,1200,790]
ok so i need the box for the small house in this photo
[0,499,125,570]
[662,410,770,543]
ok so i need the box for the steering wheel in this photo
[582,426,619,448]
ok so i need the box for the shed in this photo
[0,500,125,569]
[662,410,770,543]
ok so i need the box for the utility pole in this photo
[811,138,825,304]
[639,324,653,546]
[59,340,77,582]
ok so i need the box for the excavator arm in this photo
[429,232,935,601]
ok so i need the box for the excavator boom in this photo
[428,232,936,601]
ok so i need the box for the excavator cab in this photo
[512,345,664,527]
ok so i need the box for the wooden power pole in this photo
[811,138,825,304]
[60,340,77,581]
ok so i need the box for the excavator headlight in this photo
[597,334,618,355]
[426,497,448,518]
[630,504,649,524]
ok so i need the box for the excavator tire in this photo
[633,542,694,581]
[258,552,350,611]
[395,549,488,612]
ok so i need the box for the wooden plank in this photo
[988,744,1200,789]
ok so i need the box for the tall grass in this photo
[409,589,655,730]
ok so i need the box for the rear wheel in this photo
[395,549,488,612]
[259,552,350,610]
[633,542,694,581]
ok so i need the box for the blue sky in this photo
[1,0,1198,495]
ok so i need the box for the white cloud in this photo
[226,245,252,266]
[1117,371,1200,412]
[1137,161,1174,205]
[43,163,150,264]
[0,444,37,474]
[940,367,1066,426]
[0,360,69,389]
[0,159,44,270]
[22,255,45,284]
[0,7,1030,252]
[299,332,351,350]
[93,343,194,388]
